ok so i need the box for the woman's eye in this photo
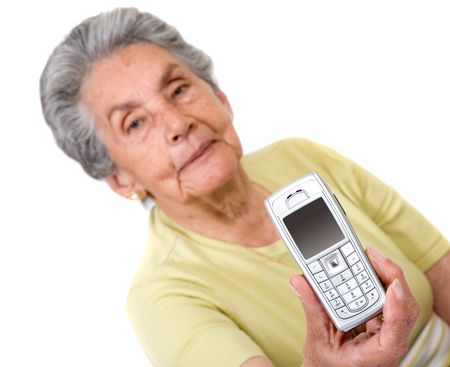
[173,84,189,98]
[126,119,141,134]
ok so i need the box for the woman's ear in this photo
[105,170,141,199]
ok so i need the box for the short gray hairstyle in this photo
[40,7,217,179]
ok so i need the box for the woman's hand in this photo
[290,247,420,367]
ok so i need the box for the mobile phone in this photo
[264,172,385,331]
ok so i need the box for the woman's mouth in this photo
[179,140,216,173]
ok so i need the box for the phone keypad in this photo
[309,243,381,319]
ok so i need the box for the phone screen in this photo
[283,197,344,259]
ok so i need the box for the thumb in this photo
[290,275,320,307]
[289,275,332,335]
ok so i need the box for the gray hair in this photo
[40,7,218,179]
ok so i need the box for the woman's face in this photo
[81,43,242,205]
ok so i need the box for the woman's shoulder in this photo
[241,138,353,189]
[243,137,310,160]
[242,137,347,165]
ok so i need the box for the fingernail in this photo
[368,246,386,260]
[392,279,404,300]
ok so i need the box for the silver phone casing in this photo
[264,172,385,331]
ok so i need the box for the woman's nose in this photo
[170,122,194,143]
[164,109,194,143]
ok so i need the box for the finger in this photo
[290,274,321,306]
[367,247,417,321]
[366,247,405,286]
[352,330,376,345]
[367,247,418,323]
[366,248,420,358]
[378,280,412,357]
[289,275,334,339]
[365,315,382,333]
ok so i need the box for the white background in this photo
[1,1,449,366]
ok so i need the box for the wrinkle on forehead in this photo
[80,44,182,132]
[106,62,180,122]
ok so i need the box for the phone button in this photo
[325,289,340,301]
[331,269,353,286]
[337,278,358,295]
[361,279,374,293]
[320,280,333,292]
[348,296,368,311]
[367,289,380,306]
[352,262,364,275]
[343,287,363,303]
[330,297,345,310]
[336,306,352,319]
[314,271,328,282]
[346,252,360,266]
[308,261,323,274]
[321,251,348,277]
[340,243,354,257]
[356,271,369,283]
[333,194,346,215]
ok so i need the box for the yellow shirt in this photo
[127,138,450,367]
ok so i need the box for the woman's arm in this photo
[425,250,450,324]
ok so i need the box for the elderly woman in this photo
[40,8,450,367]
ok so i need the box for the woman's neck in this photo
[158,166,280,247]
